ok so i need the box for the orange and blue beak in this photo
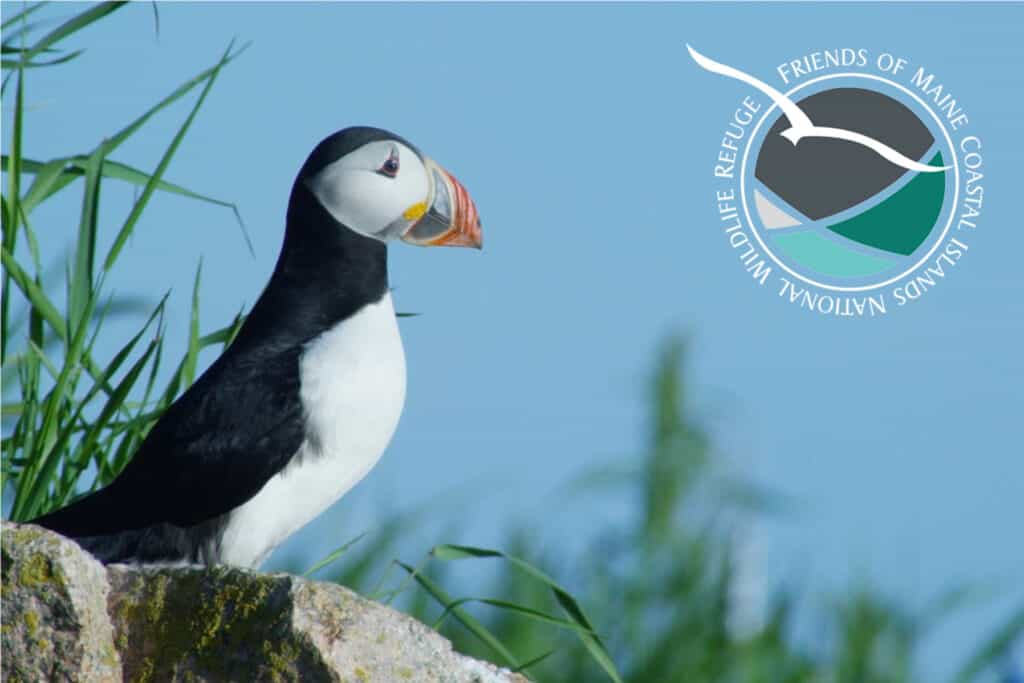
[400,158,482,249]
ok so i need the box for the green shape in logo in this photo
[825,152,946,255]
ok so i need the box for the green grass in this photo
[2,5,1020,683]
[2,2,248,522]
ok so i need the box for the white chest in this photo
[211,293,406,568]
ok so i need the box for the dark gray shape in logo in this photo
[754,88,934,221]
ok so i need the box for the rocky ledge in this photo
[1,522,528,683]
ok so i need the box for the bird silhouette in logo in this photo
[687,45,949,174]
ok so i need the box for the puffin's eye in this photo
[377,150,400,178]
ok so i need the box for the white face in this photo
[305,140,430,242]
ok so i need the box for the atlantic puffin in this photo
[30,126,482,568]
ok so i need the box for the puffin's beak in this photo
[400,158,483,249]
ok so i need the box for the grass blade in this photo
[2,48,84,69]
[2,2,49,32]
[2,246,65,341]
[104,41,248,269]
[149,1,160,39]
[17,156,71,215]
[431,543,623,683]
[102,42,246,157]
[69,147,103,332]
[951,605,1024,683]
[2,62,25,364]
[155,315,245,412]
[7,155,243,218]
[15,2,125,66]
[397,561,522,671]
[65,336,160,494]
[433,596,598,636]
[513,649,555,674]
[181,261,202,385]
[24,340,60,381]
[303,532,368,578]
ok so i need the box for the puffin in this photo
[30,126,482,568]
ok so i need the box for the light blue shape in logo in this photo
[771,231,894,278]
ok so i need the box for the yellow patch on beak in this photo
[403,201,427,221]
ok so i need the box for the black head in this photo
[297,126,421,181]
[293,126,482,249]
[238,126,484,349]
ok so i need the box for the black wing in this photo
[31,344,306,537]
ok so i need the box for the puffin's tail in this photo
[29,486,199,564]
[64,525,198,565]
[29,482,128,538]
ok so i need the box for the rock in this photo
[1,523,121,683]
[2,522,529,683]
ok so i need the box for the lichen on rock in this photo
[1,522,122,683]
[107,565,331,682]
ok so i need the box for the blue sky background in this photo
[5,2,1023,678]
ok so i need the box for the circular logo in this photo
[740,73,957,293]
[693,46,985,318]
